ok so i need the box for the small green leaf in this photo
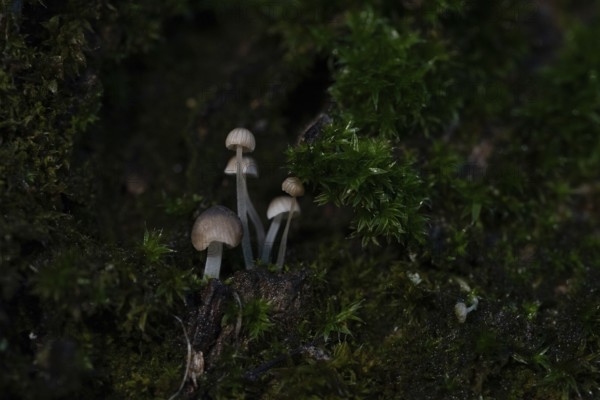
[368,167,386,175]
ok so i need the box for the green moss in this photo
[141,228,175,264]
[330,7,458,138]
[289,121,427,246]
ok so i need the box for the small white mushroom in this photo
[276,177,304,269]
[224,155,258,176]
[225,128,256,269]
[454,296,479,323]
[189,350,205,388]
[191,205,242,279]
[261,196,300,264]
[224,156,265,253]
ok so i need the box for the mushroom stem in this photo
[261,214,283,264]
[204,241,223,279]
[236,147,254,269]
[467,296,479,312]
[275,201,296,269]
[242,175,265,254]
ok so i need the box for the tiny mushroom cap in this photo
[282,177,304,197]
[267,196,300,219]
[224,156,258,177]
[225,128,255,153]
[191,206,243,251]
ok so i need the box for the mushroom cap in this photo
[267,196,301,219]
[282,177,304,197]
[191,205,243,251]
[224,156,258,177]
[225,128,255,153]
[454,302,468,323]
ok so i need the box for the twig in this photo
[168,315,192,400]
[233,291,243,340]
[243,342,329,381]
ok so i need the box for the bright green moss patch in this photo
[289,121,427,245]
[330,8,458,138]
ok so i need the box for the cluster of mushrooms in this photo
[191,128,305,279]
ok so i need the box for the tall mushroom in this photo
[275,177,304,269]
[261,196,300,264]
[191,205,242,279]
[225,128,255,269]
[224,156,265,254]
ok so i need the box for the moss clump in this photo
[289,121,427,246]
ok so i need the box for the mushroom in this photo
[224,156,265,254]
[191,205,243,279]
[454,296,479,323]
[275,177,304,269]
[261,196,300,264]
[225,128,256,269]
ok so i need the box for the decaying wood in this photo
[183,269,313,395]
